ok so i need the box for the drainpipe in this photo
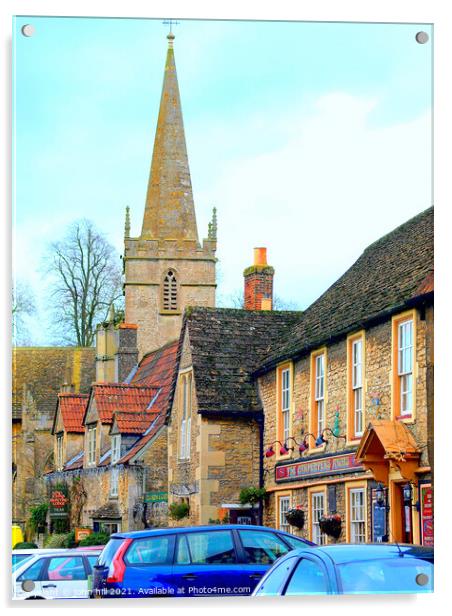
[257,415,264,526]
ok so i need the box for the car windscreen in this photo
[12,554,32,571]
[97,539,124,567]
[338,557,433,594]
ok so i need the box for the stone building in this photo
[12,347,95,531]
[256,207,433,546]
[167,249,300,525]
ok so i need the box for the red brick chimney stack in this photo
[243,247,274,311]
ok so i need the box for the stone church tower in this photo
[124,33,217,358]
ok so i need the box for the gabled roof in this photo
[117,414,166,464]
[258,207,434,372]
[180,307,301,414]
[111,410,159,435]
[83,383,160,425]
[52,393,89,434]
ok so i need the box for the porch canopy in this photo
[356,420,420,484]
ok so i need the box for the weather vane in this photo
[163,19,180,36]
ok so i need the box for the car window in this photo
[185,531,236,564]
[279,533,310,549]
[17,558,44,582]
[45,556,87,581]
[254,557,298,596]
[239,530,289,564]
[97,538,123,567]
[125,536,172,565]
[176,535,190,565]
[12,555,32,571]
[87,555,99,571]
[285,557,329,595]
[338,558,433,594]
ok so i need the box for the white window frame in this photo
[352,339,363,436]
[350,488,366,543]
[87,424,97,466]
[315,354,325,437]
[281,368,291,444]
[311,492,326,545]
[111,434,121,464]
[179,372,192,460]
[56,433,64,470]
[278,495,291,533]
[398,320,413,416]
[110,466,119,498]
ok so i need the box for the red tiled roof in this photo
[118,414,166,464]
[114,410,159,434]
[63,451,84,470]
[89,383,160,424]
[57,393,89,433]
[130,340,178,417]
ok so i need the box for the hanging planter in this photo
[285,507,305,530]
[319,514,342,539]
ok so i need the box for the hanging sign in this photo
[420,484,433,546]
[49,484,70,518]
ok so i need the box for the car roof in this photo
[289,543,433,564]
[111,524,297,539]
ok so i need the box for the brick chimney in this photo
[243,247,274,310]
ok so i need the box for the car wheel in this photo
[25,596,45,600]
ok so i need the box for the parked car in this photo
[12,549,67,572]
[252,544,434,596]
[12,549,102,600]
[92,525,315,598]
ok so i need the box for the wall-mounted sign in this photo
[275,451,363,483]
[420,483,433,546]
[75,527,92,542]
[144,491,168,503]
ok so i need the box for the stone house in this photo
[167,249,300,526]
[12,347,95,531]
[256,207,433,546]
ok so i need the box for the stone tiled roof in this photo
[182,307,302,414]
[90,502,121,520]
[12,347,95,422]
[258,207,434,373]
[86,383,160,425]
[54,393,89,433]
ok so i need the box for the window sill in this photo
[160,310,182,316]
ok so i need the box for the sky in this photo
[12,16,432,345]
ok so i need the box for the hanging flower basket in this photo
[319,514,342,539]
[285,507,305,529]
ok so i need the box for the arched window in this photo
[163,270,178,311]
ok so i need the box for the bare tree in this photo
[12,280,36,345]
[44,219,122,347]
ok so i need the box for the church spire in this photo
[140,33,199,242]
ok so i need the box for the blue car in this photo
[92,524,314,598]
[252,544,434,596]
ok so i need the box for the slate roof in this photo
[258,207,434,373]
[182,308,302,414]
[12,347,95,422]
[53,393,89,434]
[86,383,160,425]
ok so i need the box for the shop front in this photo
[356,419,433,546]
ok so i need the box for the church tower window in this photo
[163,270,178,311]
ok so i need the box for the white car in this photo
[12,549,67,572]
[12,549,101,600]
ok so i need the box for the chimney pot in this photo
[254,247,267,266]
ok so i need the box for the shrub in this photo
[13,541,38,549]
[168,501,189,520]
[239,487,266,506]
[62,530,77,548]
[29,503,48,534]
[78,532,109,546]
[44,533,68,548]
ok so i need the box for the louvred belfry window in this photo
[163,270,178,311]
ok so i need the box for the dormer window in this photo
[87,424,97,466]
[163,270,178,311]
[111,435,121,464]
[56,433,64,471]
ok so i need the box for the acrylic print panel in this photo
[12,16,433,601]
